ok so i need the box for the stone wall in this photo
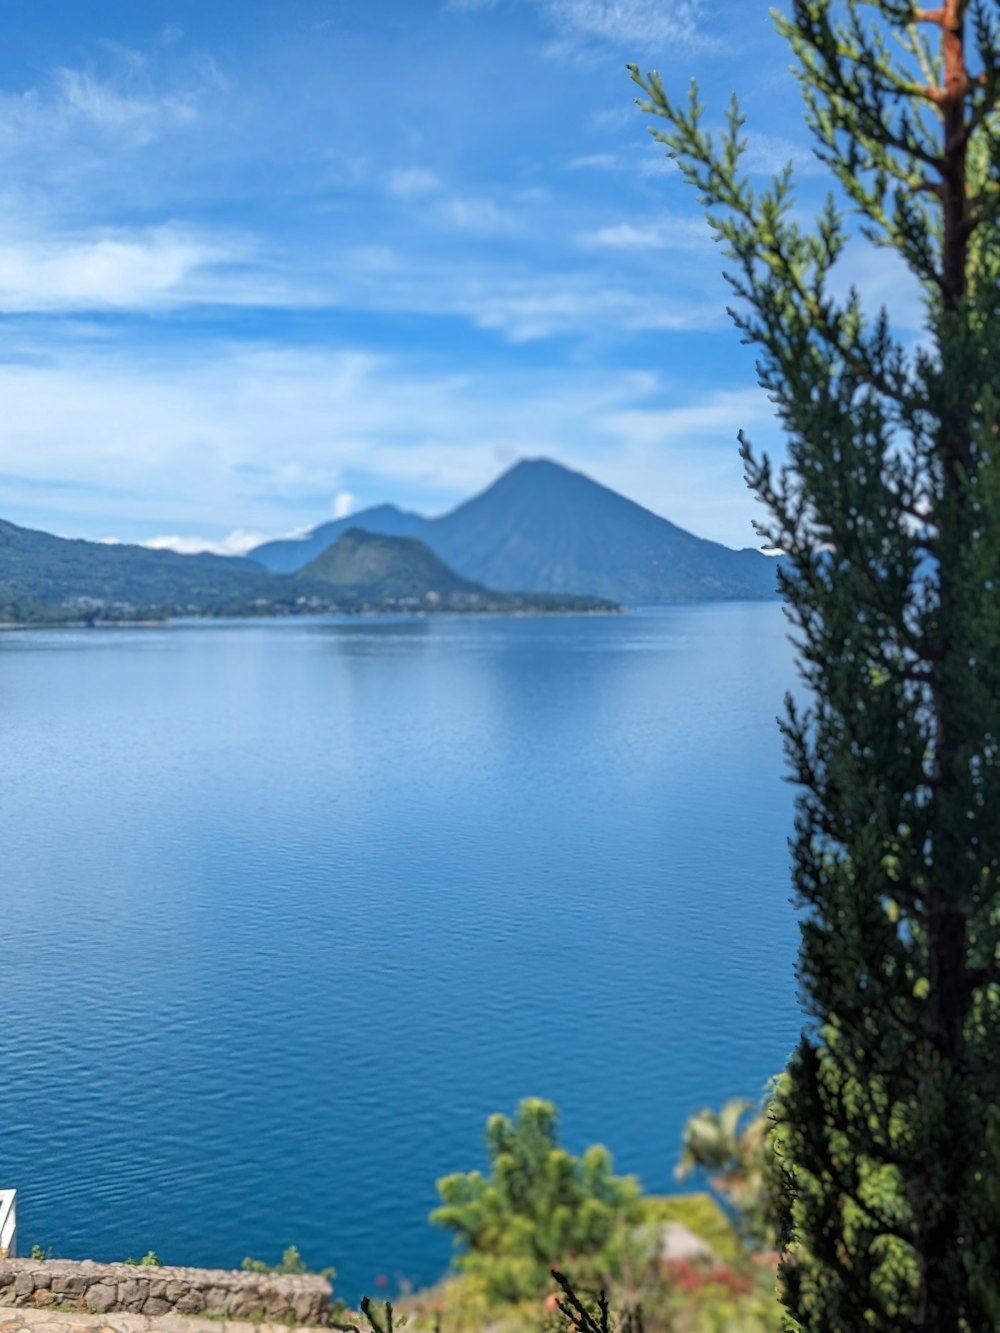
[0,1260,330,1325]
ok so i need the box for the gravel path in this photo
[0,1310,309,1333]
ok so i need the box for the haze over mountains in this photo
[0,457,778,622]
[251,458,779,603]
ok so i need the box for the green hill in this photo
[252,504,426,574]
[0,517,276,619]
[296,528,617,613]
[298,527,488,601]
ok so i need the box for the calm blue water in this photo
[1,604,800,1302]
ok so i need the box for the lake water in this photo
[1,604,801,1301]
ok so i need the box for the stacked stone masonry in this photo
[0,1262,329,1325]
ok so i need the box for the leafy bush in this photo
[123,1250,161,1267]
[675,1095,787,1249]
[431,1097,643,1303]
[242,1245,311,1275]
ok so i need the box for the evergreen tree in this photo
[431,1097,642,1303]
[630,2,999,1327]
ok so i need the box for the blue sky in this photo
[0,0,911,553]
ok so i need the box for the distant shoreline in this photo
[0,604,624,631]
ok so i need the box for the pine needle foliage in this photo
[550,1269,645,1333]
[630,1,999,1328]
[431,1098,643,1304]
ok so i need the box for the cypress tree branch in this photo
[632,0,1000,1326]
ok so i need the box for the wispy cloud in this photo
[577,213,711,252]
[742,130,823,176]
[0,341,773,547]
[0,226,239,313]
[440,195,519,235]
[637,153,677,177]
[318,242,727,341]
[0,220,343,315]
[53,66,196,138]
[542,0,709,54]
[0,57,203,160]
[565,152,621,170]
[140,529,277,557]
[387,167,442,197]
[591,106,638,131]
[445,0,709,55]
[0,212,728,331]
[444,277,723,341]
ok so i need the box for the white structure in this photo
[0,1189,15,1258]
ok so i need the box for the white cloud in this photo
[440,195,519,234]
[599,388,773,446]
[331,490,357,519]
[637,153,677,177]
[583,222,664,249]
[0,193,737,335]
[0,200,722,330]
[453,278,720,341]
[578,214,711,252]
[0,227,233,312]
[591,106,637,131]
[565,153,621,170]
[0,341,774,548]
[279,241,728,339]
[141,530,276,556]
[742,131,823,177]
[54,67,196,138]
[0,223,332,315]
[0,60,202,161]
[827,239,926,336]
[543,0,707,53]
[387,167,442,197]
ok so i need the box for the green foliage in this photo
[675,1098,787,1250]
[123,1251,160,1267]
[431,1097,643,1303]
[241,1245,334,1281]
[330,1297,408,1333]
[638,1194,743,1268]
[0,517,281,616]
[358,1297,402,1332]
[29,1244,47,1262]
[548,1269,638,1333]
[631,0,1000,1328]
[540,1262,783,1333]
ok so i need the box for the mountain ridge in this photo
[252,503,427,574]
[0,516,277,616]
[0,515,617,622]
[251,457,779,604]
